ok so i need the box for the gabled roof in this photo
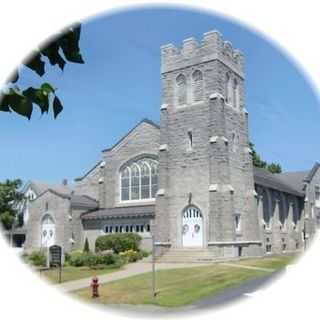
[303,162,320,183]
[74,161,101,182]
[24,181,73,196]
[102,118,160,153]
[275,171,308,193]
[34,188,98,210]
[253,167,305,197]
[81,205,155,220]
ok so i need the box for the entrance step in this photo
[156,248,222,263]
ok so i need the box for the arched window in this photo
[233,78,240,109]
[262,190,271,229]
[226,73,233,105]
[120,167,130,201]
[120,158,158,201]
[192,70,203,102]
[231,132,239,153]
[176,74,187,106]
[131,164,140,200]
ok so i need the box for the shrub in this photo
[95,233,142,254]
[68,250,88,267]
[140,250,150,258]
[28,250,47,267]
[119,249,143,263]
[67,250,124,269]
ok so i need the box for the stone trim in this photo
[209,92,225,101]
[208,240,262,246]
[154,242,171,247]
[160,103,168,111]
[156,189,166,196]
[159,144,168,151]
[209,184,219,192]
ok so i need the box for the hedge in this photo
[66,250,125,268]
[95,233,142,254]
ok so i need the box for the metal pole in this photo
[152,235,156,297]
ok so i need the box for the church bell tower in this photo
[154,31,263,259]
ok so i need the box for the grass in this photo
[236,253,298,270]
[39,265,122,284]
[73,254,296,307]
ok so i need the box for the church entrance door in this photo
[182,206,203,247]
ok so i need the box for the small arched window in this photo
[226,73,233,105]
[120,158,158,201]
[192,70,203,102]
[231,132,239,153]
[176,73,187,106]
[262,189,271,229]
[233,78,240,109]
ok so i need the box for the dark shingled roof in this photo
[303,162,320,183]
[253,167,305,197]
[81,205,155,220]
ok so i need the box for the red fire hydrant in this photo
[91,276,99,298]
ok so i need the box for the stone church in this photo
[17,31,319,261]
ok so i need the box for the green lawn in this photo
[237,253,298,270]
[38,265,122,284]
[73,254,295,307]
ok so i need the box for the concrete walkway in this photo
[55,261,211,293]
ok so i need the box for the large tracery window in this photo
[120,158,158,201]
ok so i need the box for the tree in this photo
[266,163,282,174]
[0,179,23,230]
[249,142,282,173]
[83,237,90,253]
[0,23,84,119]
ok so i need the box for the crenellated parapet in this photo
[161,30,244,77]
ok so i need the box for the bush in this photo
[140,250,150,258]
[119,249,143,263]
[67,250,124,269]
[95,233,142,254]
[68,250,88,267]
[28,250,47,267]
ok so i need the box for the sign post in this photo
[152,235,156,298]
[49,245,63,283]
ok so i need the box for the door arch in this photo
[182,206,203,247]
[41,214,55,247]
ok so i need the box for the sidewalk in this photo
[55,261,211,293]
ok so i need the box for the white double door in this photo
[182,207,203,247]
[41,223,55,247]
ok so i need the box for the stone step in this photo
[155,248,222,263]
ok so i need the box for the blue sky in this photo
[1,6,319,184]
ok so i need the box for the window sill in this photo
[117,199,155,207]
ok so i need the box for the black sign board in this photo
[49,245,62,267]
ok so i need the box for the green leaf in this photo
[59,28,84,64]
[23,87,49,114]
[41,83,55,94]
[53,96,63,118]
[40,41,66,71]
[9,95,33,119]
[0,93,11,112]
[24,51,45,76]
